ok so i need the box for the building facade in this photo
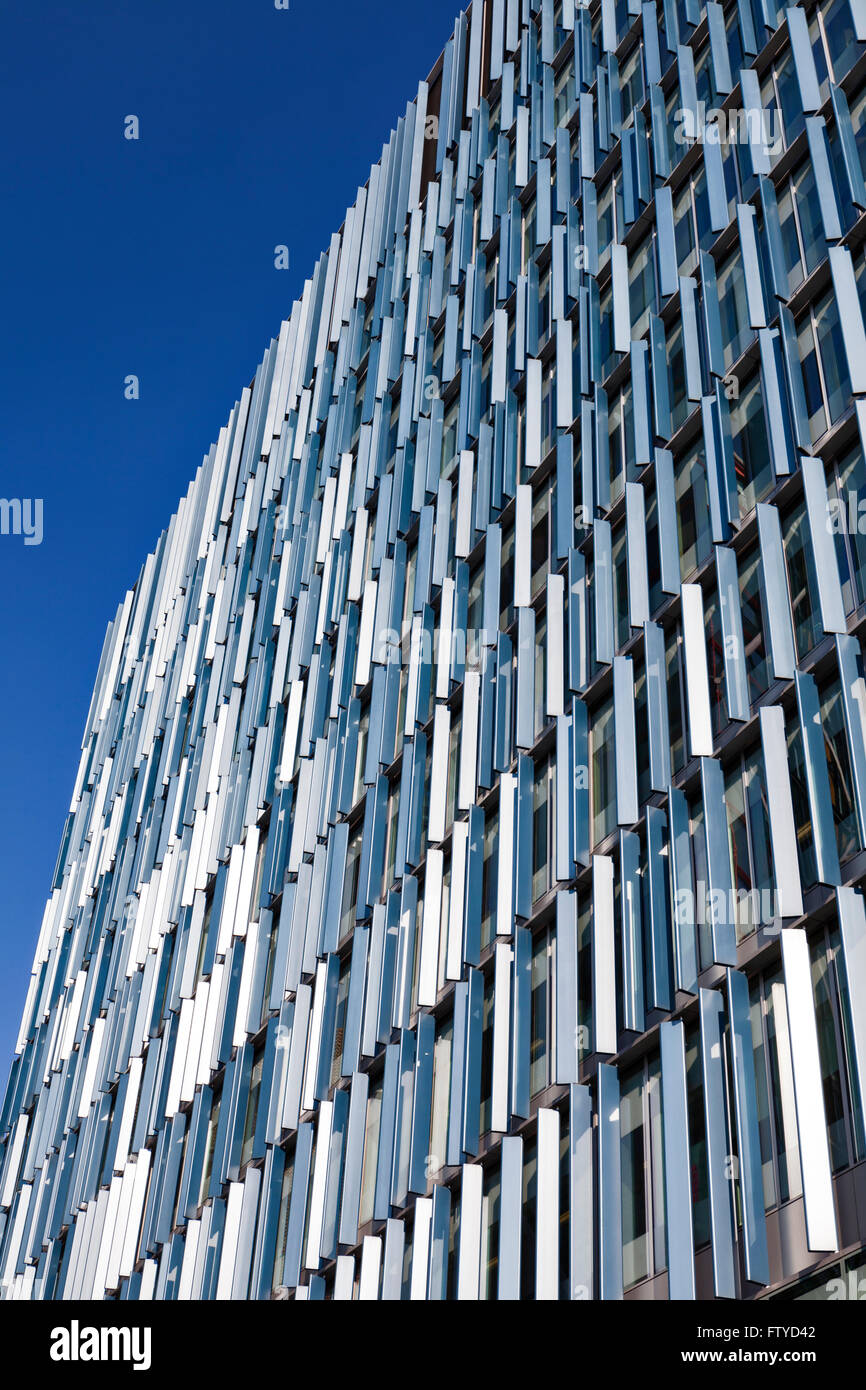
[3,0,866,1303]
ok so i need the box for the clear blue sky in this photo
[0,0,461,1074]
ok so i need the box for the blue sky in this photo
[0,0,461,1073]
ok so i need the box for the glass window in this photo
[690,795,713,971]
[777,178,807,295]
[621,1067,650,1288]
[530,930,551,1095]
[743,752,775,923]
[630,233,656,340]
[200,1092,221,1207]
[746,927,865,1230]
[446,715,460,837]
[692,166,715,253]
[481,1157,501,1299]
[611,521,630,652]
[428,1017,452,1180]
[820,0,859,81]
[240,1048,264,1169]
[619,42,645,126]
[799,289,853,446]
[480,976,495,1136]
[578,892,593,1062]
[534,613,547,742]
[726,3,745,77]
[819,676,859,864]
[608,391,627,509]
[522,199,537,269]
[358,1078,383,1228]
[441,396,460,477]
[554,60,573,127]
[749,976,780,1211]
[782,501,823,660]
[499,522,515,631]
[272,1146,295,1290]
[538,266,552,346]
[849,79,866,176]
[814,289,853,427]
[666,624,686,776]
[633,650,652,806]
[764,970,802,1204]
[717,247,753,368]
[725,763,753,941]
[730,371,773,516]
[531,485,551,597]
[481,808,499,952]
[775,50,806,148]
[384,781,401,892]
[330,958,351,1086]
[798,311,827,441]
[828,445,866,611]
[597,177,615,275]
[832,924,866,1161]
[721,751,777,946]
[739,546,770,703]
[673,180,697,277]
[481,252,497,325]
[675,442,712,578]
[591,698,616,846]
[645,487,665,617]
[340,825,363,938]
[667,322,686,430]
[532,758,554,903]
[520,1136,538,1298]
[354,704,371,804]
[686,1025,710,1248]
[811,934,852,1173]
[541,362,555,460]
[783,717,817,889]
[704,585,727,739]
[648,1055,666,1277]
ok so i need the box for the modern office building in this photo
[3,0,866,1303]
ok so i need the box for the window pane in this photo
[814,290,853,427]
[532,760,551,902]
[820,677,859,863]
[530,931,549,1095]
[621,1068,650,1288]
[686,1026,710,1248]
[676,444,712,578]
[591,700,616,845]
[810,934,852,1173]
[782,503,822,659]
[725,762,756,944]
[749,980,779,1210]
[717,249,755,367]
[731,372,773,516]
[832,446,866,609]
[739,547,770,703]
